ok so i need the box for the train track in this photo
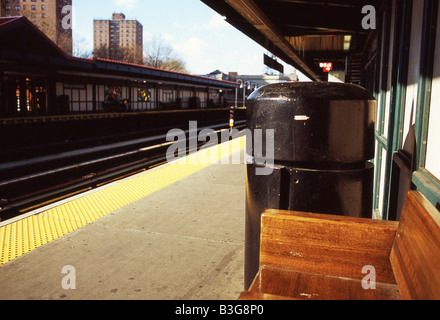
[0,121,246,222]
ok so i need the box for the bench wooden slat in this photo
[390,191,440,300]
[246,266,400,300]
[239,291,297,300]
[260,209,399,283]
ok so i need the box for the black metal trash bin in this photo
[244,82,377,289]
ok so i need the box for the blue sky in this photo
[72,0,300,76]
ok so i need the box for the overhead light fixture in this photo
[344,35,352,51]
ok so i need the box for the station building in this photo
[0,16,238,118]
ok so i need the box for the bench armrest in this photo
[260,209,399,283]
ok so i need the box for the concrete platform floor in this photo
[0,152,246,300]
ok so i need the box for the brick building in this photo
[94,13,143,64]
[0,0,72,55]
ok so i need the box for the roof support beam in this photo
[267,0,358,8]
[225,0,320,80]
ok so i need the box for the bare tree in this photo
[93,44,141,64]
[112,46,137,64]
[73,37,93,59]
[93,44,110,60]
[144,36,188,73]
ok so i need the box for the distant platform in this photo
[0,108,246,125]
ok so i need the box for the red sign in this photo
[320,62,333,72]
[323,62,333,72]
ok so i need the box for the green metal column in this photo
[373,0,391,216]
[412,0,440,208]
[381,0,412,220]
[415,0,438,170]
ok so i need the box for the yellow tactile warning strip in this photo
[0,136,245,266]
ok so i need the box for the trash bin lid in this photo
[246,82,376,163]
[248,81,375,101]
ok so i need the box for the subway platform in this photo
[0,136,246,300]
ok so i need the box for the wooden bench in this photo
[240,191,440,300]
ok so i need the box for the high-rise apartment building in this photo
[94,13,143,64]
[0,0,73,55]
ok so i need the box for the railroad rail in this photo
[0,121,246,222]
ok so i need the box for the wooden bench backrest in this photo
[260,209,398,283]
[390,191,440,300]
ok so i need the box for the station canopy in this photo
[0,16,238,90]
[201,0,381,82]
